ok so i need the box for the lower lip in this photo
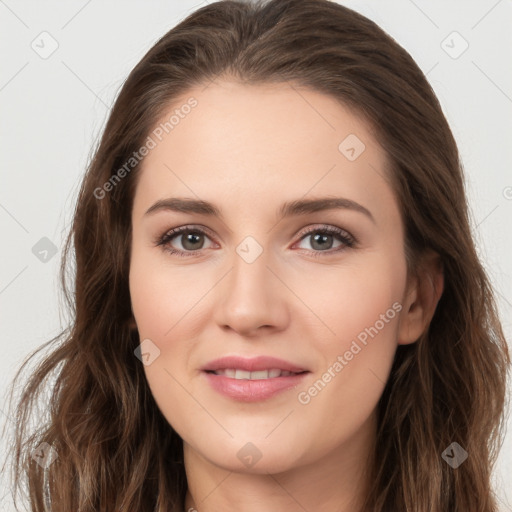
[203,371,309,402]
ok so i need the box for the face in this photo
[129,80,412,475]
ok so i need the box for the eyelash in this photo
[155,224,357,259]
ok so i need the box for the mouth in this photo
[205,368,308,379]
[201,356,310,402]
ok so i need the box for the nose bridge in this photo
[228,234,275,302]
[214,233,288,334]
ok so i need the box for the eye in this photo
[155,225,216,258]
[155,223,356,258]
[293,224,356,257]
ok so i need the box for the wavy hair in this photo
[3,0,510,510]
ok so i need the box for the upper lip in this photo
[201,356,308,373]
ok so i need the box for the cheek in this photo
[129,258,204,435]
[293,313,399,462]
[128,251,212,405]
[290,256,404,434]
[129,250,207,342]
[291,251,405,352]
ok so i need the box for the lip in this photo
[203,371,309,402]
[201,355,310,402]
[201,355,308,373]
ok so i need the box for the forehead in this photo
[149,79,378,161]
[133,80,398,226]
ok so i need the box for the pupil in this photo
[312,233,332,250]
[183,232,203,250]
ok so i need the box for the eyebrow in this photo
[144,196,375,224]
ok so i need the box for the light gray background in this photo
[1,0,511,510]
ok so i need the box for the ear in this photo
[398,249,444,345]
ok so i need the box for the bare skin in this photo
[129,79,444,512]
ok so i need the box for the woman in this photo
[4,0,510,510]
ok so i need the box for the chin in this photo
[187,435,306,475]
[214,451,300,475]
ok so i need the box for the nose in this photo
[213,245,290,337]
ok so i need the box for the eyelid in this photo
[293,223,355,244]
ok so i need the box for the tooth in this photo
[213,368,298,379]
[235,369,251,380]
[250,370,269,380]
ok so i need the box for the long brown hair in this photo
[3,1,510,510]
